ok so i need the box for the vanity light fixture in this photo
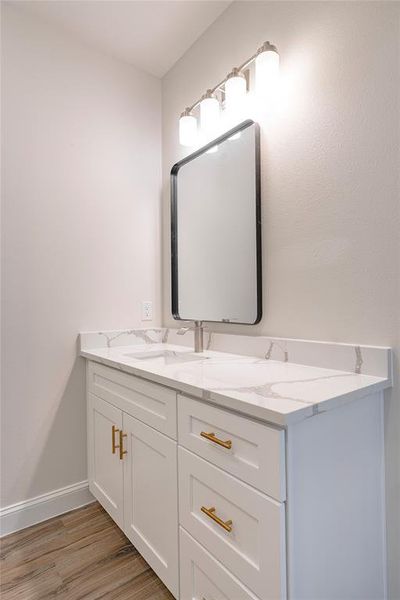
[178,40,279,148]
[179,108,197,147]
[224,68,247,115]
[255,41,279,97]
[200,89,220,140]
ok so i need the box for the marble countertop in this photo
[80,341,390,426]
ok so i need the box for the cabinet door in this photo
[87,393,124,528]
[123,414,179,598]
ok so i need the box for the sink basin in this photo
[124,349,210,364]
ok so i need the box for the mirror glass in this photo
[171,120,261,324]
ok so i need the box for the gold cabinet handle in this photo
[119,430,127,460]
[201,506,233,532]
[200,431,232,450]
[112,425,120,454]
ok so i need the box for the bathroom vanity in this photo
[80,329,391,600]
[80,119,391,599]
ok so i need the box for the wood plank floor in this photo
[0,502,175,600]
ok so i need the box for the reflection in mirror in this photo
[171,120,261,325]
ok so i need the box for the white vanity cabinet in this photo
[86,359,386,600]
[86,361,179,598]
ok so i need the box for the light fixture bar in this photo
[185,41,278,113]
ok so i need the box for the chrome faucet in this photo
[177,320,205,353]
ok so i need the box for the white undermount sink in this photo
[124,349,210,364]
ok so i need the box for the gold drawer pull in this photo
[112,425,120,454]
[119,430,127,460]
[200,431,232,450]
[201,506,233,532]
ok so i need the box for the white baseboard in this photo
[0,480,95,537]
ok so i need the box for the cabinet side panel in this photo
[286,392,386,599]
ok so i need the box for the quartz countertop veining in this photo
[80,336,391,426]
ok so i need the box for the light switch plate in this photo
[141,301,153,321]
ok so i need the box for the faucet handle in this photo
[177,326,191,336]
[177,321,208,335]
[177,321,208,336]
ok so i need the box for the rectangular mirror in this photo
[171,119,261,324]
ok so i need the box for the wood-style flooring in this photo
[0,502,175,600]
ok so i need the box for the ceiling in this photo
[18,0,231,77]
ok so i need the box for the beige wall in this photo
[161,2,400,596]
[1,4,161,507]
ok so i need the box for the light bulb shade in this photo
[179,114,197,147]
[255,48,279,97]
[200,96,220,139]
[225,75,247,114]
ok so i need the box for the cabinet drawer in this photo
[178,448,286,599]
[178,395,286,500]
[87,361,177,439]
[180,527,260,600]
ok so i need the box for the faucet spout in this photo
[193,321,204,353]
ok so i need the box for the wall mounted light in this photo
[200,89,220,141]
[179,108,197,147]
[178,40,279,149]
[225,68,247,115]
[255,41,279,98]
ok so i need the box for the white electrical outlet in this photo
[141,300,153,321]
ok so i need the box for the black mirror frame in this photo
[170,119,262,325]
